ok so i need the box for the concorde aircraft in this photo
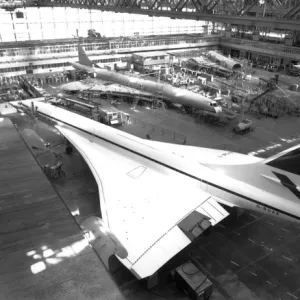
[207,50,242,70]
[69,45,222,114]
[9,98,300,280]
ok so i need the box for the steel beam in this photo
[238,0,258,16]
[175,0,190,11]
[206,0,222,11]
[189,0,202,11]
[35,0,300,30]
[283,0,300,18]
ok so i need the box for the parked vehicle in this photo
[233,119,254,134]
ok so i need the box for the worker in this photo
[172,77,177,86]
[187,77,190,86]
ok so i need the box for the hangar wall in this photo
[0,7,210,42]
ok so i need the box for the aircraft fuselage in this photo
[70,62,222,114]
[19,100,300,224]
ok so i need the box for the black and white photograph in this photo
[0,2,300,299]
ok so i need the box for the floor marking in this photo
[262,245,274,251]
[249,271,257,276]
[234,232,241,236]
[282,255,293,261]
[266,221,274,225]
[281,228,290,232]
[287,292,298,299]
[266,281,272,285]
[250,214,258,218]
[218,224,226,228]
[230,260,239,266]
[248,238,256,243]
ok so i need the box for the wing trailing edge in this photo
[55,124,229,278]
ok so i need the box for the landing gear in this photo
[66,145,73,155]
[65,139,73,155]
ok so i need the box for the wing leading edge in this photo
[56,125,228,278]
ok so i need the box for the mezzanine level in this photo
[220,37,300,61]
[1,34,300,76]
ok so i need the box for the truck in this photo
[233,119,253,134]
[287,67,300,77]
[93,104,123,126]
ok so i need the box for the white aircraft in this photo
[69,45,222,114]
[10,98,300,280]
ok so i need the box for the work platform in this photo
[0,118,127,300]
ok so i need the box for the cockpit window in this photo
[266,148,300,175]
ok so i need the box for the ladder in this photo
[106,91,113,103]
[131,94,140,109]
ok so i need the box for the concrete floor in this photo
[1,68,300,300]
[117,104,300,300]
[4,113,194,300]
[0,117,129,300]
[4,95,300,300]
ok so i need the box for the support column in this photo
[23,8,31,40]
[212,21,215,33]
[39,8,44,40]
[224,23,231,37]
[10,12,17,41]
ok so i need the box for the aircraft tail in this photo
[78,44,94,67]
[263,144,300,176]
[260,144,300,203]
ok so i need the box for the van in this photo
[96,105,123,126]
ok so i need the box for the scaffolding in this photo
[151,91,166,111]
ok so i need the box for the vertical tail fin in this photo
[78,44,94,67]
[264,144,300,176]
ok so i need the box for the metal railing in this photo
[221,37,300,58]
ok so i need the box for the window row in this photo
[93,58,122,63]
[0,57,122,73]
[0,36,218,57]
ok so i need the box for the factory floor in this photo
[119,102,300,300]
[1,116,181,300]
[2,66,300,300]
[42,71,300,300]
[2,94,300,300]
[0,117,135,300]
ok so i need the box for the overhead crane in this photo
[2,0,300,30]
[29,0,300,31]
